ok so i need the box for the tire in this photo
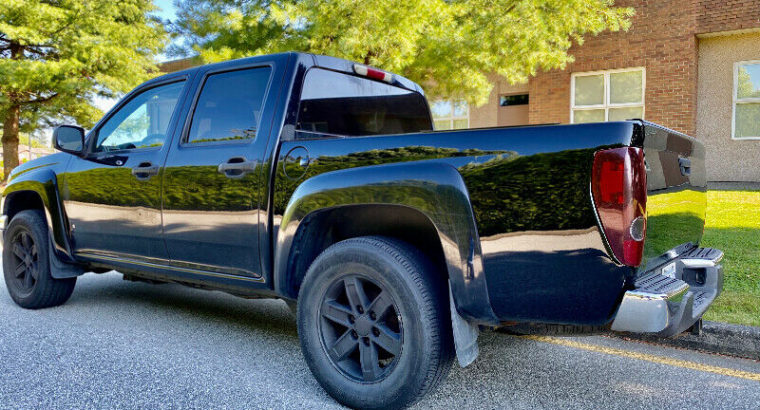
[3,210,76,309]
[297,236,454,409]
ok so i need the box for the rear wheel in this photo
[297,236,453,409]
[3,210,76,309]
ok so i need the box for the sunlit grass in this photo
[701,190,760,327]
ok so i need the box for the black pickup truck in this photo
[2,52,723,409]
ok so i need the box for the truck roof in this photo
[151,52,426,95]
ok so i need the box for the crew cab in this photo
[2,52,723,409]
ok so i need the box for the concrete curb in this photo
[614,321,760,361]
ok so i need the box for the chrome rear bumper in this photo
[611,247,723,337]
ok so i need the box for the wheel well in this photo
[284,204,449,299]
[4,191,45,222]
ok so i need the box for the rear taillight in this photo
[591,147,647,267]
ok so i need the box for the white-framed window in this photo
[431,100,469,130]
[733,61,760,140]
[571,67,645,124]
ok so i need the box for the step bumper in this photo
[611,247,723,337]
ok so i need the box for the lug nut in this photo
[357,306,364,314]
[369,311,376,321]
[348,315,355,324]
[363,337,370,346]
[372,328,380,337]
[351,330,358,339]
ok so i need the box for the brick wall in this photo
[529,0,700,135]
[698,0,760,34]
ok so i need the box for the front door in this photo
[62,77,189,260]
[161,64,278,278]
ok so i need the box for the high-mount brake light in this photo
[591,147,647,267]
[353,63,394,83]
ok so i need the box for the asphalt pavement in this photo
[1,270,759,409]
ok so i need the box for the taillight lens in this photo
[591,147,647,267]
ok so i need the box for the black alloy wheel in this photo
[8,229,40,297]
[298,236,454,409]
[319,274,403,382]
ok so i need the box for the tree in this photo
[0,0,167,178]
[171,0,632,104]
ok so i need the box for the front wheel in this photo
[297,236,454,409]
[3,210,76,309]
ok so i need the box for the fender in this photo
[274,160,499,324]
[3,165,80,273]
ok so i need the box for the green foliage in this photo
[0,0,168,173]
[701,190,760,327]
[642,188,760,326]
[18,132,49,148]
[171,0,633,105]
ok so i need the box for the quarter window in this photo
[95,81,184,152]
[187,67,272,144]
[431,101,469,130]
[571,68,645,124]
[733,61,760,139]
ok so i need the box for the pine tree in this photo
[0,0,167,178]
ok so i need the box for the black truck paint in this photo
[2,52,722,408]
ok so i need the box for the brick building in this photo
[462,0,760,182]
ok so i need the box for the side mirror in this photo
[53,125,85,155]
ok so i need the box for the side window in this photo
[734,61,760,139]
[571,68,645,123]
[96,81,184,152]
[187,67,272,144]
[297,68,432,137]
[430,100,469,130]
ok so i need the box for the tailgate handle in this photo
[678,157,691,176]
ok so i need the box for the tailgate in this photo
[637,121,707,273]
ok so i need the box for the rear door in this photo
[161,61,280,278]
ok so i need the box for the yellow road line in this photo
[523,335,760,382]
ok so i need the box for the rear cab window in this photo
[296,68,432,138]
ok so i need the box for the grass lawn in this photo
[701,190,760,327]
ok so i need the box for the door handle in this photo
[131,162,159,180]
[218,157,256,179]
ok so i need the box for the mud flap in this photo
[49,239,85,279]
[449,283,479,367]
